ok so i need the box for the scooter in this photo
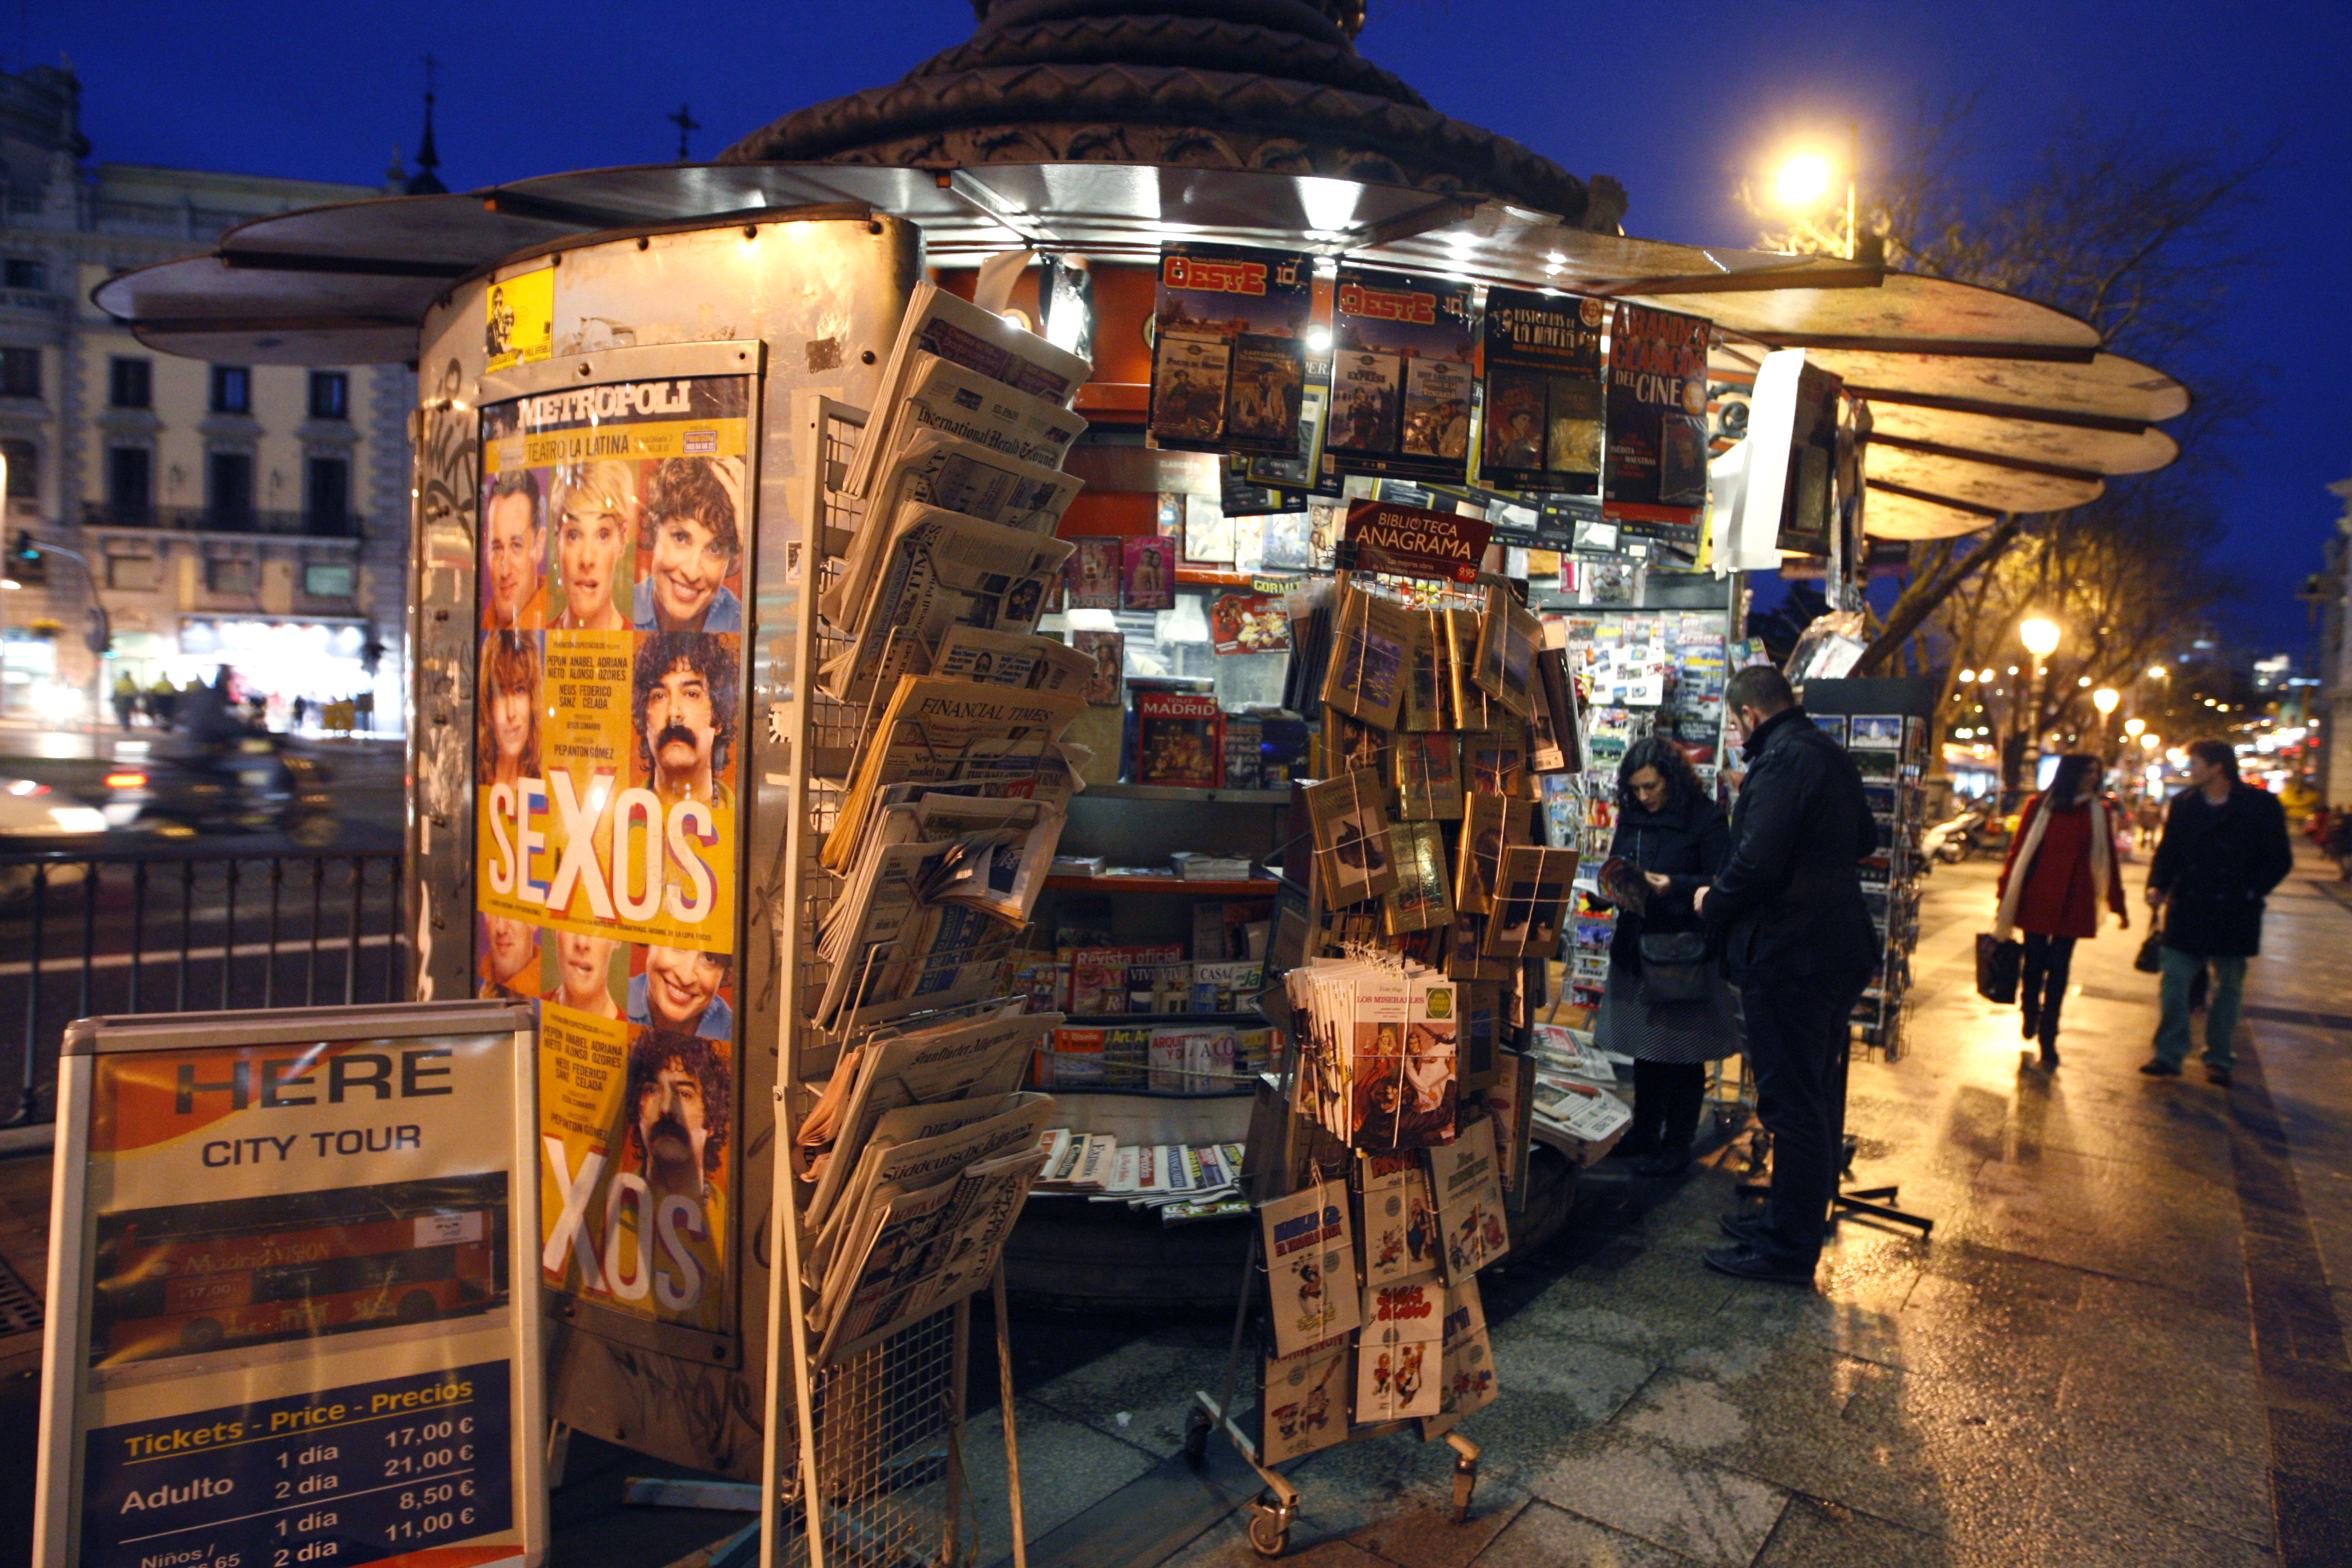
[106,730,337,846]
[1921,803,1988,865]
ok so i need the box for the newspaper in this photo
[848,317,1089,501]
[825,429,1086,631]
[796,1000,1052,1210]
[820,504,1074,702]
[927,626,1098,695]
[823,676,1087,873]
[848,281,1089,491]
[814,1145,1049,1364]
[811,1091,1057,1284]
[817,839,1031,1031]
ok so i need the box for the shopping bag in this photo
[1975,932,2022,1004]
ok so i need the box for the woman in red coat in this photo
[1994,752,2129,1068]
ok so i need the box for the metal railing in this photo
[2,838,407,1128]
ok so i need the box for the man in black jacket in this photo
[2142,738,2293,1086]
[1694,666,1879,1285]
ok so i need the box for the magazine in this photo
[1261,1334,1351,1463]
[1419,1273,1499,1437]
[1134,690,1224,788]
[1359,1151,1440,1287]
[1149,332,1231,443]
[1428,1117,1508,1281]
[1355,1278,1444,1422]
[1261,1180,1362,1356]
[1065,537,1123,610]
[1151,244,1313,455]
[1326,266,1477,486]
[1071,629,1125,705]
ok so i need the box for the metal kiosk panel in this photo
[34,999,546,1568]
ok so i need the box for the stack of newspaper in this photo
[796,999,1063,1364]
[821,283,1094,705]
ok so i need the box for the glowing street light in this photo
[2019,618,2062,659]
[2142,734,2161,751]
[2125,717,2146,737]
[1774,152,1836,210]
[2092,688,2119,716]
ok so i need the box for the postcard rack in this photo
[754,397,1033,1568]
[1186,558,1541,1560]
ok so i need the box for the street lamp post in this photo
[2092,687,2120,760]
[2019,618,2062,783]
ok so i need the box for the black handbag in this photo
[2133,929,2164,973]
[1975,932,2022,1004]
[1639,930,1713,1003]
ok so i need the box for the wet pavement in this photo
[4,844,2347,1566]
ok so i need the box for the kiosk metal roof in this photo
[91,160,2186,540]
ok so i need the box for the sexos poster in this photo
[1480,286,1604,496]
[477,371,754,1339]
[1325,266,1477,486]
[1148,243,1315,457]
[1601,302,1712,538]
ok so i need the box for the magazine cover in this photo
[1304,769,1400,906]
[1420,1273,1499,1437]
[1261,1333,1352,1463]
[1359,1152,1440,1287]
[1261,508,1315,569]
[1210,590,1291,655]
[1602,301,1712,531]
[1356,1279,1445,1421]
[1071,629,1125,706]
[1325,266,1477,486]
[1347,964,1413,1151]
[1261,1180,1361,1356]
[1429,1117,1508,1281]
[1134,689,1225,787]
[1150,244,1314,454]
[1121,534,1177,611]
[1066,536,1123,610]
[1480,286,1605,495]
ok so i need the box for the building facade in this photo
[0,63,412,730]
[2314,475,2352,806]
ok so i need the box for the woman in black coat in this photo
[1595,736,1740,1175]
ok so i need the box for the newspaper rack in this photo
[754,396,1038,1568]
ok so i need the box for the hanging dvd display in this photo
[1601,302,1711,537]
[1149,243,1315,456]
[1478,286,1604,496]
[1325,266,1477,486]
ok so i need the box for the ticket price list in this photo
[80,1362,512,1568]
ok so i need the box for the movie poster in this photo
[1149,244,1315,457]
[477,372,753,1338]
[1325,267,1477,486]
[1480,286,1604,496]
[1601,303,1711,537]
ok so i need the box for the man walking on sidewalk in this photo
[1694,666,1879,1285]
[2142,738,2293,1086]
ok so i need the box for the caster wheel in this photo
[1247,1510,1288,1558]
[1182,1407,1210,1468]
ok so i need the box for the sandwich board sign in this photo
[34,1000,546,1568]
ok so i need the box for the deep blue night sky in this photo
[29,1,2352,656]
